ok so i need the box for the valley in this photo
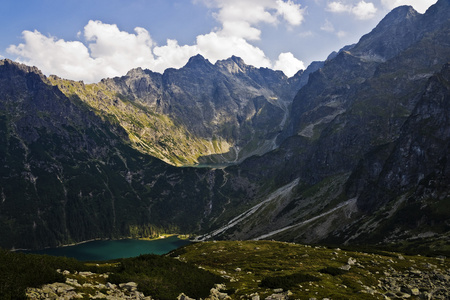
[0,3,449,298]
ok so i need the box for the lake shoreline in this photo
[13,234,193,253]
[18,235,193,261]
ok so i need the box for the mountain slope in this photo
[340,63,450,252]
[51,55,314,166]
[0,59,228,249]
[0,1,449,253]
[200,0,450,251]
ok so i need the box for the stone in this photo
[339,265,351,271]
[348,257,357,265]
[178,293,195,300]
[265,294,285,300]
[252,294,260,300]
[120,281,138,292]
[106,282,117,289]
[409,288,420,296]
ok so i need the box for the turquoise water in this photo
[24,236,191,261]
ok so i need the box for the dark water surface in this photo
[24,236,191,261]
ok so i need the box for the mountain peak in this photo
[215,56,249,74]
[184,54,213,69]
[125,67,146,78]
[371,5,418,33]
[0,59,45,78]
[229,55,246,66]
[348,4,420,61]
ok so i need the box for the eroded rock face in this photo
[1,0,450,252]
[61,54,316,166]
[0,59,229,250]
[201,0,450,246]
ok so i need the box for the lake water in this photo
[25,236,191,261]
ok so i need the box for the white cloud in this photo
[273,52,305,77]
[337,30,347,38]
[380,0,437,13]
[327,1,351,13]
[352,1,377,19]
[196,32,271,68]
[7,0,307,82]
[152,39,199,73]
[275,0,305,26]
[320,19,335,32]
[221,21,262,40]
[7,30,99,82]
[327,1,377,20]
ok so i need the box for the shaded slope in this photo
[0,59,226,250]
[52,55,313,166]
[201,1,450,250]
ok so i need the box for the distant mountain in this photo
[50,55,319,166]
[198,0,450,254]
[0,59,228,249]
[0,0,449,253]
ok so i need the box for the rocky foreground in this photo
[22,241,450,300]
[26,270,230,299]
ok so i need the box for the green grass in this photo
[169,240,449,299]
[109,254,225,299]
[0,249,88,299]
[2,240,448,299]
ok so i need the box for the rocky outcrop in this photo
[26,270,152,300]
[53,54,314,166]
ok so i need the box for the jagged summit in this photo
[183,54,213,70]
[0,58,46,80]
[214,55,251,74]
[349,5,419,61]
[380,5,418,24]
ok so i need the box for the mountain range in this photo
[0,0,449,253]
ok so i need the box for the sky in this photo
[0,0,438,82]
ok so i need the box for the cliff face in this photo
[198,0,450,251]
[1,1,449,252]
[338,63,450,249]
[0,59,228,249]
[51,55,316,166]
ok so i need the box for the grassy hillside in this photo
[2,241,448,299]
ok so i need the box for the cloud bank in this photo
[380,0,437,13]
[327,1,377,20]
[7,0,306,82]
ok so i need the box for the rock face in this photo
[196,0,450,249]
[339,63,450,248]
[1,1,449,251]
[0,59,228,249]
[52,54,316,166]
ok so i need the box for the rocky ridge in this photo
[51,55,317,166]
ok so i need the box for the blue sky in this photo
[0,0,437,82]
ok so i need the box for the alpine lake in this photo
[23,235,191,261]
